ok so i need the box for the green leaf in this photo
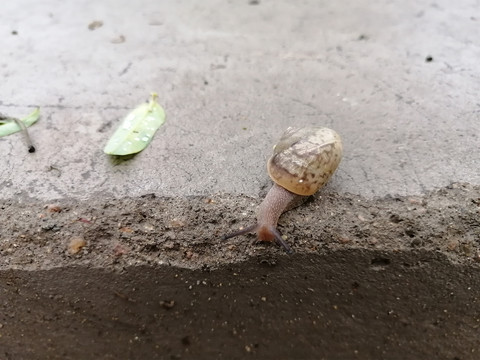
[0,108,40,137]
[104,93,166,155]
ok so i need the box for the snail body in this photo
[223,126,343,254]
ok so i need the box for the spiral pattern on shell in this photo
[267,127,343,196]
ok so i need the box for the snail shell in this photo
[267,127,343,196]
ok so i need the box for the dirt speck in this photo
[111,35,126,44]
[181,336,190,346]
[88,20,103,31]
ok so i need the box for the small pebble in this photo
[143,224,154,231]
[113,243,129,256]
[446,239,459,251]
[164,241,175,249]
[408,197,423,205]
[160,300,175,309]
[338,235,351,244]
[169,218,185,228]
[46,204,62,213]
[68,237,86,255]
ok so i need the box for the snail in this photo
[222,126,343,254]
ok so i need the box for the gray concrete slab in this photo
[1,0,479,201]
[1,1,480,359]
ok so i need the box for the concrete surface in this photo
[1,0,479,200]
[1,0,480,359]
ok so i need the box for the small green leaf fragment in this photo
[104,93,166,155]
[0,108,40,137]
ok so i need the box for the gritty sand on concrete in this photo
[1,183,479,271]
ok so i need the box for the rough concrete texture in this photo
[2,0,480,200]
[1,0,480,359]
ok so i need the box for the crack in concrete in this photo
[118,62,133,77]
[0,103,132,111]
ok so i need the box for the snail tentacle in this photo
[221,224,259,241]
[266,226,294,255]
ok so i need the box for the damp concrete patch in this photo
[0,250,479,360]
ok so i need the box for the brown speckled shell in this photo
[267,127,343,196]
